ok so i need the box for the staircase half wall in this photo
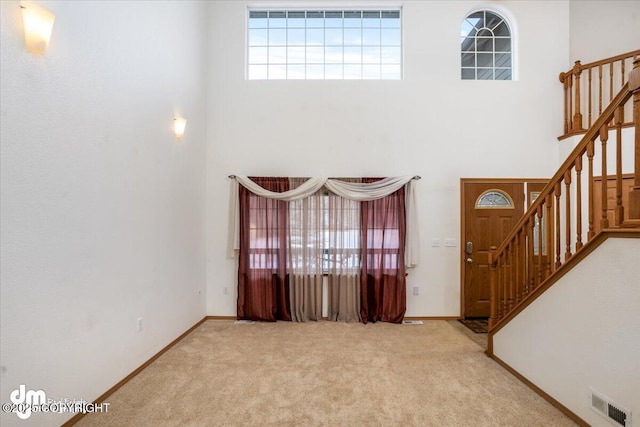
[492,235,640,426]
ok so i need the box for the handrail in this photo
[488,58,640,333]
[495,84,631,255]
[571,50,640,71]
[558,49,639,139]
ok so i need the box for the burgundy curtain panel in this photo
[360,179,407,323]
[237,177,291,321]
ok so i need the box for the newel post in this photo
[488,246,498,330]
[559,71,570,135]
[629,57,640,219]
[572,61,584,132]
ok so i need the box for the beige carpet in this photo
[77,320,575,426]
[448,319,488,350]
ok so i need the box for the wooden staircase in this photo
[486,53,640,353]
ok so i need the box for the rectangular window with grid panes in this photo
[247,9,402,80]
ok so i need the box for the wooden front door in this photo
[462,182,524,318]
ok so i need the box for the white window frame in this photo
[246,5,404,80]
[461,4,519,81]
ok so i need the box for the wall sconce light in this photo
[20,3,55,55]
[174,117,187,140]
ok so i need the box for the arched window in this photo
[461,10,512,80]
[476,190,514,208]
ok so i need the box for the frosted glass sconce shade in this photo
[21,4,55,54]
[174,117,187,140]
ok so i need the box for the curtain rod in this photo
[228,175,421,180]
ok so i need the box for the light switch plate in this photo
[431,238,441,247]
[445,238,457,247]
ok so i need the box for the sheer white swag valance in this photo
[227,175,420,268]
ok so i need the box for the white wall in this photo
[0,1,207,426]
[493,237,640,426]
[570,1,640,64]
[205,1,570,317]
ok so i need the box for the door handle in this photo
[466,258,473,264]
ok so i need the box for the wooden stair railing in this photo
[488,58,640,335]
[559,49,639,139]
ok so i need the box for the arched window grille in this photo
[461,10,512,80]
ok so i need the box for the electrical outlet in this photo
[413,286,420,296]
[136,318,143,333]
[445,238,457,247]
[223,287,229,295]
[431,238,441,247]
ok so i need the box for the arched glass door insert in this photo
[475,189,514,209]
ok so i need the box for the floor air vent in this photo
[402,320,424,325]
[234,320,254,325]
[589,388,632,427]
